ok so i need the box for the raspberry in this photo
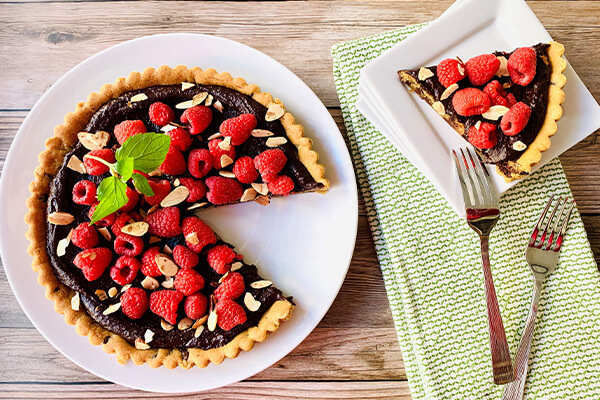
[72,180,97,205]
[205,176,243,205]
[71,222,99,249]
[114,234,144,257]
[207,245,237,274]
[184,292,208,320]
[483,80,515,108]
[174,269,205,296]
[500,102,531,136]
[146,207,182,238]
[215,299,247,331]
[173,245,199,269]
[167,127,193,152]
[121,287,149,320]
[159,146,187,176]
[114,120,146,145]
[110,255,141,285]
[465,54,500,86]
[119,186,140,212]
[111,212,132,237]
[88,203,116,227]
[73,247,112,281]
[506,93,517,107]
[436,58,466,88]
[233,156,259,184]
[141,246,162,277]
[83,149,115,175]
[149,102,175,127]
[507,47,537,86]
[180,106,212,135]
[178,178,207,203]
[144,179,171,206]
[208,139,236,170]
[149,290,184,325]
[452,88,491,116]
[188,148,213,178]
[254,149,287,178]
[219,113,257,146]
[268,175,294,196]
[214,272,244,301]
[182,217,217,253]
[468,122,498,149]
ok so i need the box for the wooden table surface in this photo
[0,1,598,399]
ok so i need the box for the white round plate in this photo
[0,34,358,393]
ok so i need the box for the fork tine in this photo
[470,149,498,207]
[538,198,561,248]
[554,199,575,252]
[529,195,555,247]
[453,149,475,207]
[466,149,489,205]
[462,148,484,206]
[544,197,568,250]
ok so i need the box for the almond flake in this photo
[213,100,224,112]
[121,284,132,293]
[155,253,178,277]
[148,169,164,177]
[178,317,193,330]
[161,277,174,289]
[67,155,86,174]
[71,292,80,311]
[218,271,230,284]
[219,171,235,179]
[108,287,118,298]
[103,302,121,316]
[192,92,208,106]
[173,178,180,187]
[141,276,159,290]
[147,205,160,215]
[440,83,459,101]
[95,289,108,301]
[181,82,195,91]
[80,251,97,260]
[121,221,149,237]
[457,63,465,76]
[135,337,150,350]
[207,132,222,141]
[97,227,111,241]
[251,129,274,138]
[187,202,208,211]
[240,188,257,202]
[163,244,173,255]
[160,186,190,207]
[496,56,509,77]
[244,292,261,312]
[513,141,527,151]
[205,94,214,106]
[503,82,513,89]
[77,130,110,150]
[250,280,272,289]
[482,105,510,121]
[175,100,194,109]
[265,104,285,122]
[194,325,205,338]
[220,155,234,168]
[56,233,71,257]
[251,183,269,196]
[144,329,154,343]
[230,262,243,272]
[186,232,200,245]
[254,195,270,206]
[418,67,434,81]
[160,124,177,133]
[218,136,232,151]
[192,315,209,329]
[148,236,161,244]
[48,211,74,225]
[130,93,148,103]
[432,101,445,115]
[207,311,218,332]
[161,319,174,331]
[266,137,288,148]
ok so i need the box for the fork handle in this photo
[502,280,543,400]
[480,235,514,385]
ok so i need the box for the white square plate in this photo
[358,0,600,215]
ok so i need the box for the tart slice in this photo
[25,66,329,368]
[398,42,566,182]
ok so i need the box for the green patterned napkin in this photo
[332,25,600,399]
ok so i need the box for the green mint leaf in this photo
[91,176,128,224]
[115,157,134,182]
[115,132,171,173]
[131,173,154,197]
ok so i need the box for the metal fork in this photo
[452,148,513,385]
[502,196,575,400]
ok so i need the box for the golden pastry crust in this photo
[23,65,332,368]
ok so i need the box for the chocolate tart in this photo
[25,66,329,368]
[398,42,566,182]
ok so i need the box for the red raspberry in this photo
[207,245,237,274]
[120,287,149,320]
[178,178,207,203]
[110,255,141,285]
[141,246,162,277]
[465,54,500,86]
[167,127,193,152]
[72,180,97,205]
[144,179,171,206]
[146,207,182,238]
[508,47,537,86]
[208,139,236,170]
[173,245,199,269]
[174,269,205,295]
[254,149,287,178]
[71,222,99,249]
[180,106,212,135]
[149,102,175,127]
[268,175,294,196]
[83,149,115,176]
[219,113,257,146]
[501,102,532,136]
[114,120,146,145]
[88,203,116,227]
[468,122,498,149]
[436,58,466,87]
[111,212,132,237]
[483,80,514,108]
[452,88,491,116]
[114,234,144,257]
[205,176,243,205]
[215,299,247,331]
[214,272,244,301]
[506,93,517,107]
[149,290,184,325]
[159,146,187,176]
[119,186,139,212]
[188,148,213,178]
[184,292,208,320]
[233,156,259,184]
[73,247,112,281]
[182,217,217,253]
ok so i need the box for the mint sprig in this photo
[90,132,171,224]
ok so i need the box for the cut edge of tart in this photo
[24,65,330,368]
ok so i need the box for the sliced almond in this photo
[121,284,132,293]
[102,302,121,316]
[457,62,465,76]
[80,251,97,261]
[130,93,148,103]
[496,56,509,77]
[178,317,194,330]
[148,169,164,177]
[148,236,161,244]
[71,292,80,311]
[160,186,190,207]
[219,171,236,179]
[121,221,149,237]
[144,329,154,343]
[161,319,174,331]
[163,244,173,255]
[141,276,159,290]
[161,277,174,289]
[48,211,74,225]
[265,104,285,122]
[251,129,274,138]
[218,271,230,284]
[218,136,232,151]
[194,325,205,338]
[240,188,257,202]
[254,195,270,206]
[220,154,234,168]
[95,289,108,301]
[251,183,269,196]
[135,338,150,350]
[77,130,110,150]
[173,178,180,187]
[147,205,160,215]
[482,105,510,121]
[192,92,208,106]
[207,132,222,141]
[251,280,272,289]
[205,94,214,106]
[432,101,445,115]
[108,287,118,298]
[67,155,86,174]
[160,124,177,133]
[186,232,200,245]
[207,310,218,332]
[244,292,261,312]
[474,120,482,130]
[440,83,459,101]
[213,100,224,113]
[187,202,208,211]
[175,99,194,109]
[181,82,195,91]
[266,136,288,148]
[418,67,434,81]
[56,235,70,257]
[230,262,243,272]
[192,315,209,329]
[513,141,527,151]
[97,227,111,241]
[155,253,178,277]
